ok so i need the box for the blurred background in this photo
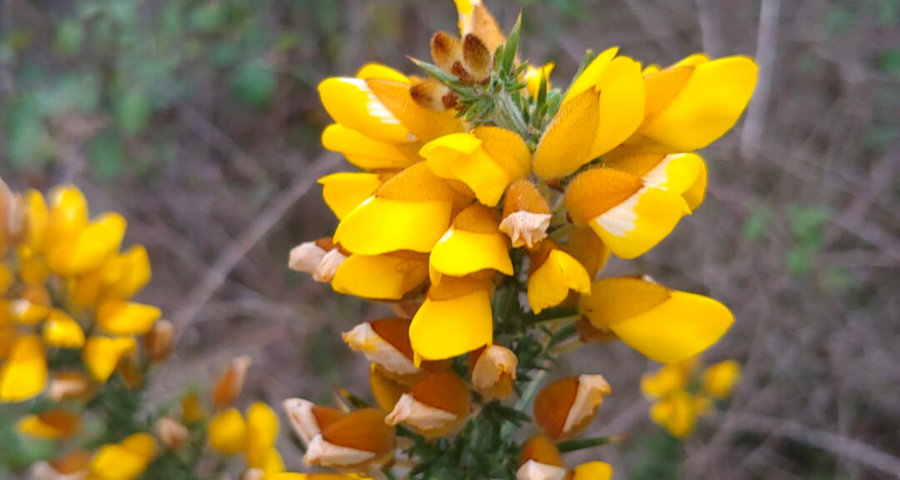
[1,0,898,478]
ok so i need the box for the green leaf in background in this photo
[87,129,126,181]
[54,20,85,57]
[4,98,51,169]
[786,204,830,242]
[824,5,856,38]
[742,205,772,242]
[115,88,151,135]
[877,48,900,77]
[190,2,225,32]
[231,62,276,108]
[877,0,899,26]
[785,243,818,276]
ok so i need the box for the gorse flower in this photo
[284,0,756,477]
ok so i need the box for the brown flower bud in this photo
[289,238,347,283]
[469,344,517,401]
[304,408,396,470]
[410,78,456,112]
[47,371,93,402]
[155,417,189,450]
[0,177,26,247]
[181,392,208,424]
[533,375,611,441]
[462,34,492,82]
[431,31,462,72]
[517,435,567,480]
[283,398,346,445]
[31,451,91,480]
[212,356,252,410]
[500,180,552,249]
[117,350,143,390]
[385,371,470,438]
[17,410,83,439]
[143,319,173,364]
[574,318,618,345]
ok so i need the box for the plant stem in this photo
[494,91,529,137]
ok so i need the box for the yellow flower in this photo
[81,336,137,383]
[618,54,758,154]
[0,335,47,402]
[580,277,733,363]
[649,390,698,438]
[409,273,494,361]
[640,358,697,399]
[318,172,389,220]
[95,300,161,336]
[526,240,591,314]
[570,462,614,480]
[332,251,429,300]
[85,433,157,480]
[420,126,531,207]
[603,153,707,212]
[334,162,473,256]
[42,309,86,349]
[533,47,644,179]
[524,62,554,98]
[429,203,513,283]
[454,0,505,52]
[321,124,418,171]
[566,167,690,259]
[47,213,127,277]
[245,402,283,476]
[318,65,461,145]
[565,225,610,280]
[208,408,248,454]
[702,359,742,399]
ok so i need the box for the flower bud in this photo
[212,355,252,410]
[431,31,462,73]
[304,408,396,470]
[385,371,470,438]
[117,350,143,390]
[0,177,26,246]
[47,371,92,402]
[143,319,173,364]
[342,318,419,379]
[17,410,82,439]
[155,417,189,450]
[282,398,346,445]
[288,238,331,274]
[534,375,611,441]
[500,180,552,249]
[574,318,618,345]
[31,451,91,480]
[181,391,208,424]
[461,34,492,82]
[469,344,517,401]
[516,435,567,480]
[410,77,457,111]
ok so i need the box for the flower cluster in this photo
[286,0,757,478]
[0,180,285,480]
[641,358,742,438]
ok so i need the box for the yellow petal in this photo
[421,127,530,207]
[430,228,513,278]
[410,286,492,361]
[366,78,463,143]
[10,298,51,325]
[370,365,409,412]
[82,336,136,382]
[96,300,161,336]
[674,53,711,67]
[48,213,127,276]
[649,390,697,438]
[580,277,671,330]
[104,245,152,299]
[318,78,413,143]
[332,252,428,300]
[321,124,417,170]
[46,186,88,247]
[0,265,12,295]
[564,47,619,103]
[25,190,49,252]
[356,63,409,83]
[641,364,690,399]
[525,62,554,98]
[702,360,741,399]
[246,402,280,469]
[0,335,47,402]
[333,163,473,255]
[581,278,734,363]
[42,310,86,349]
[17,410,82,439]
[588,187,689,259]
[640,56,758,151]
[589,55,645,158]
[319,172,384,220]
[533,88,601,179]
[571,462,613,480]
[565,225,609,280]
[527,250,591,314]
[89,434,157,480]
[604,153,703,195]
[682,157,707,211]
[208,408,248,454]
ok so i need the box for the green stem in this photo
[494,91,529,137]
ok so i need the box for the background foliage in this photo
[2,0,899,479]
